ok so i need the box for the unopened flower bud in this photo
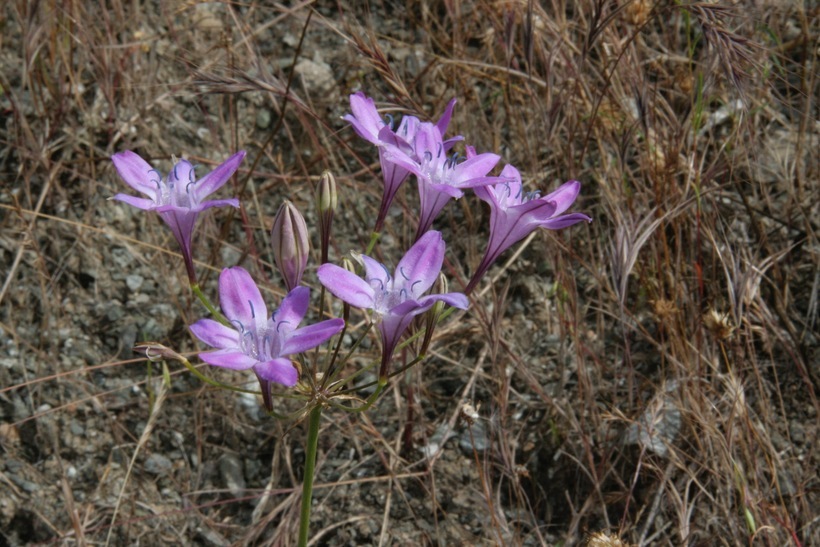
[271,200,309,292]
[317,170,338,213]
[316,171,337,263]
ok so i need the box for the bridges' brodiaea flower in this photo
[111,150,245,283]
[344,92,458,232]
[384,124,505,240]
[190,267,344,410]
[316,231,468,378]
[465,165,592,294]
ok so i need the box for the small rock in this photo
[294,58,335,96]
[125,274,144,291]
[219,454,246,495]
[459,421,490,453]
[144,453,173,476]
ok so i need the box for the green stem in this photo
[191,283,229,326]
[365,231,380,255]
[298,404,322,547]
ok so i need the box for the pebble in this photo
[144,453,173,476]
[126,274,144,291]
[219,454,246,495]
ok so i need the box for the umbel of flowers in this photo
[111,92,589,547]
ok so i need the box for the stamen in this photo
[148,169,162,188]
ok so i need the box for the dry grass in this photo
[0,0,817,545]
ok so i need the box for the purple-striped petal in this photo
[199,349,257,370]
[538,212,593,230]
[111,193,155,210]
[254,358,299,386]
[317,264,376,309]
[435,98,457,136]
[540,180,581,216]
[218,267,268,331]
[190,318,238,349]
[282,318,344,355]
[194,151,245,199]
[273,286,310,333]
[394,231,444,297]
[112,151,158,197]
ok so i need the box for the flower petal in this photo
[454,152,500,186]
[317,264,376,309]
[538,212,593,230]
[435,98,457,136]
[199,349,257,370]
[190,318,238,350]
[112,151,159,197]
[344,92,384,144]
[196,197,240,212]
[540,180,581,216]
[111,193,156,210]
[418,292,470,310]
[194,151,246,199]
[282,318,344,355]
[273,286,310,333]
[254,358,299,387]
[394,231,444,297]
[360,255,391,288]
[218,267,268,332]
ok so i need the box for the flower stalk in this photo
[298,404,323,547]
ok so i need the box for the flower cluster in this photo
[110,92,590,414]
[345,93,591,292]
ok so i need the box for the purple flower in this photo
[466,165,592,294]
[111,150,245,283]
[344,92,458,232]
[383,124,505,240]
[317,231,468,378]
[190,267,344,410]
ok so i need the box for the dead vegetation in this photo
[0,0,817,545]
